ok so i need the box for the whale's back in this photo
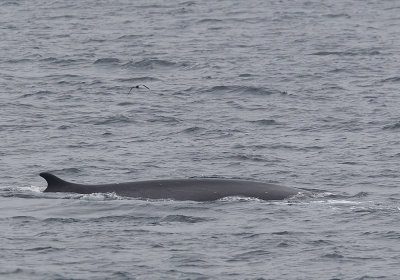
[40,173,301,201]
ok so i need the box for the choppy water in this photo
[1,0,400,279]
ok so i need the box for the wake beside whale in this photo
[40,172,303,201]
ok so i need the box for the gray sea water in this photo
[1,0,400,279]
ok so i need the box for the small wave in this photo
[88,215,163,224]
[43,217,80,223]
[49,73,80,78]
[383,122,400,130]
[181,126,205,134]
[307,239,333,246]
[48,168,81,175]
[230,249,270,261]
[94,57,121,64]
[271,231,291,235]
[229,154,268,162]
[52,58,85,65]
[1,1,20,6]
[311,51,343,56]
[123,59,177,69]
[338,161,358,165]
[147,115,181,124]
[248,119,278,126]
[40,57,58,62]
[381,77,400,83]
[94,114,135,125]
[135,4,171,8]
[8,215,37,221]
[350,192,369,198]
[206,85,284,95]
[47,14,75,20]
[322,252,344,259]
[55,34,70,39]
[40,57,86,65]
[115,76,160,83]
[197,18,223,24]
[181,1,196,6]
[58,124,73,130]
[384,6,400,11]
[86,38,106,43]
[5,58,32,63]
[328,68,348,73]
[25,246,63,252]
[161,214,210,223]
[0,268,24,275]
[20,90,56,99]
[277,241,291,248]
[310,49,381,56]
[323,13,351,18]
[117,101,135,106]
[238,73,254,77]
[381,231,400,239]
[117,34,142,40]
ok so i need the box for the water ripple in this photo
[123,59,178,69]
[94,57,121,65]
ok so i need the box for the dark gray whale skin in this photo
[40,172,302,201]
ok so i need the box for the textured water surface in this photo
[1,0,400,279]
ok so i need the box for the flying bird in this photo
[128,84,150,94]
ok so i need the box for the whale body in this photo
[40,172,302,201]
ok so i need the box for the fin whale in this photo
[40,172,303,201]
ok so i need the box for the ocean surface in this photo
[1,0,400,279]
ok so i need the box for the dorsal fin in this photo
[40,172,70,191]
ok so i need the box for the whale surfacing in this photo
[40,172,302,201]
